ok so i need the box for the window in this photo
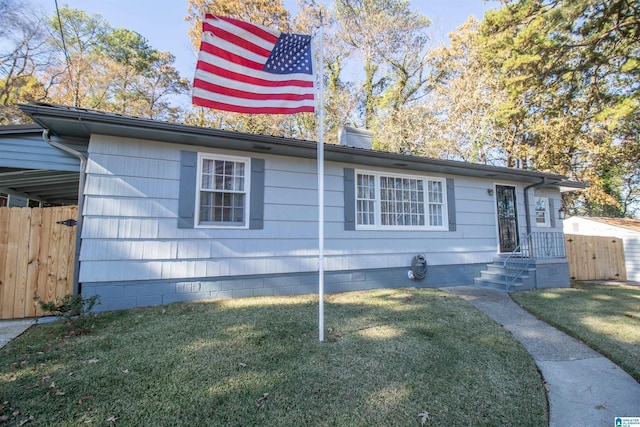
[535,196,550,227]
[196,154,250,227]
[354,170,447,230]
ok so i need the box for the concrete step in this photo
[473,277,524,292]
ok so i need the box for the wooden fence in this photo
[565,234,627,281]
[0,206,77,319]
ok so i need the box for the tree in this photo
[334,0,431,130]
[388,17,512,163]
[44,7,189,120]
[481,0,640,216]
[0,0,51,124]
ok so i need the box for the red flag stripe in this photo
[199,41,265,71]
[194,78,314,101]
[193,95,315,114]
[202,22,273,59]
[207,15,279,45]
[196,59,314,88]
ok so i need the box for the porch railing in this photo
[519,231,566,259]
[503,231,566,289]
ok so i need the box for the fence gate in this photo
[0,206,77,319]
[565,234,627,281]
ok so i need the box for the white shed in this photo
[563,217,640,281]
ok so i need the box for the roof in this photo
[572,217,640,233]
[17,102,584,191]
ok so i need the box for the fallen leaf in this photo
[55,391,65,396]
[418,411,430,425]
[87,359,99,364]
[237,363,247,368]
[255,393,269,410]
[0,415,9,422]
[78,395,92,405]
[121,369,129,374]
[19,415,34,426]
[106,416,118,423]
[49,382,56,389]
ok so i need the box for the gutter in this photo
[43,129,85,296]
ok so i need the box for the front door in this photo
[496,185,519,253]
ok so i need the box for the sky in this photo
[34,0,499,82]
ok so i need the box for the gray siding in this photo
[0,132,82,171]
[79,134,545,287]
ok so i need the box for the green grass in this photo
[0,288,546,426]
[511,281,640,382]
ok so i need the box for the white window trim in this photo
[354,169,448,231]
[535,196,551,228]
[195,153,251,229]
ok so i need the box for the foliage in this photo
[0,0,51,124]
[43,7,190,120]
[0,289,546,425]
[34,293,100,322]
[481,0,640,216]
[334,0,431,131]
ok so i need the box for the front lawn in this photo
[511,281,640,382]
[0,288,546,426]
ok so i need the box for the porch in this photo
[474,231,569,292]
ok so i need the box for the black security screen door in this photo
[496,185,520,253]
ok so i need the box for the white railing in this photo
[503,232,566,288]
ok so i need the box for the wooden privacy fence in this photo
[0,206,77,319]
[565,233,627,281]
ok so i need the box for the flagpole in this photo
[317,16,325,342]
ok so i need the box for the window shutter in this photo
[344,168,356,230]
[249,158,265,230]
[178,150,197,229]
[446,178,456,231]
[549,198,556,228]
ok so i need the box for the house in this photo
[563,216,640,281]
[11,103,583,311]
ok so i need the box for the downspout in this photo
[43,129,86,296]
[523,177,547,236]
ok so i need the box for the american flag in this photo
[192,15,316,114]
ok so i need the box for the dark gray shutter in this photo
[344,168,356,230]
[178,150,197,228]
[446,178,456,231]
[549,198,556,228]
[249,158,265,230]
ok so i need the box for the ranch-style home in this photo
[6,103,582,311]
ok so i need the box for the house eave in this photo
[19,102,581,186]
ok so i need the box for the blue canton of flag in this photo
[264,33,313,75]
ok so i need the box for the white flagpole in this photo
[317,17,325,342]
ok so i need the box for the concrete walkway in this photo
[446,286,640,427]
[0,319,35,349]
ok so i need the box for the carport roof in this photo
[0,124,80,204]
